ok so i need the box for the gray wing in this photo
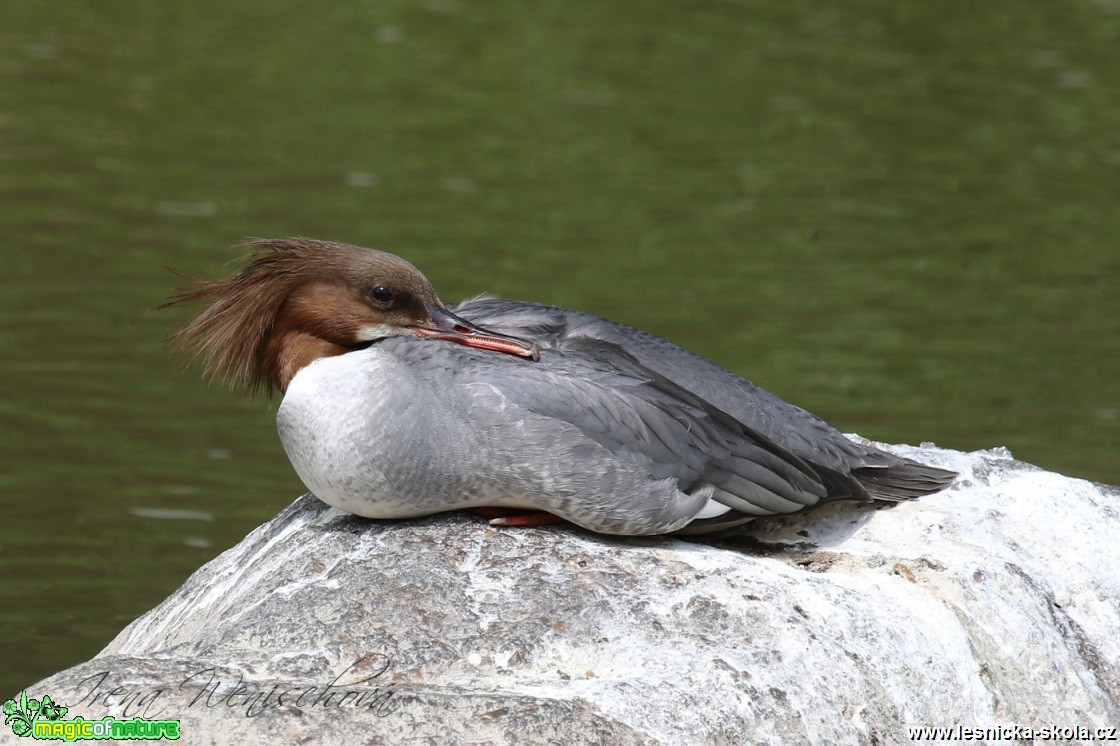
[455,335,857,526]
[450,297,875,466]
[451,297,956,499]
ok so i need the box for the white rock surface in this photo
[13,443,1120,745]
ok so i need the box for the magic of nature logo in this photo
[3,690,179,741]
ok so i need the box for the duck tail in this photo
[852,460,957,501]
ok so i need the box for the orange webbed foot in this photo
[468,507,568,527]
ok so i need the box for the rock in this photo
[12,443,1120,745]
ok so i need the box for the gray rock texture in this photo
[12,443,1120,745]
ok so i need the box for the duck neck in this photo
[264,330,350,393]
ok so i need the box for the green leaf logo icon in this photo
[3,690,64,737]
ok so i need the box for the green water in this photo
[2,2,1118,697]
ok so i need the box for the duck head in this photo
[164,238,540,393]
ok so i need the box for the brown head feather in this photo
[162,237,418,393]
[164,237,539,394]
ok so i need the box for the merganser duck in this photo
[166,237,956,535]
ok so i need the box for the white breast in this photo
[278,351,435,517]
[276,348,522,518]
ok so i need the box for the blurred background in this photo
[2,1,1118,697]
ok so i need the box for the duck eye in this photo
[369,286,394,304]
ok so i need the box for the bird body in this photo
[169,238,956,535]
